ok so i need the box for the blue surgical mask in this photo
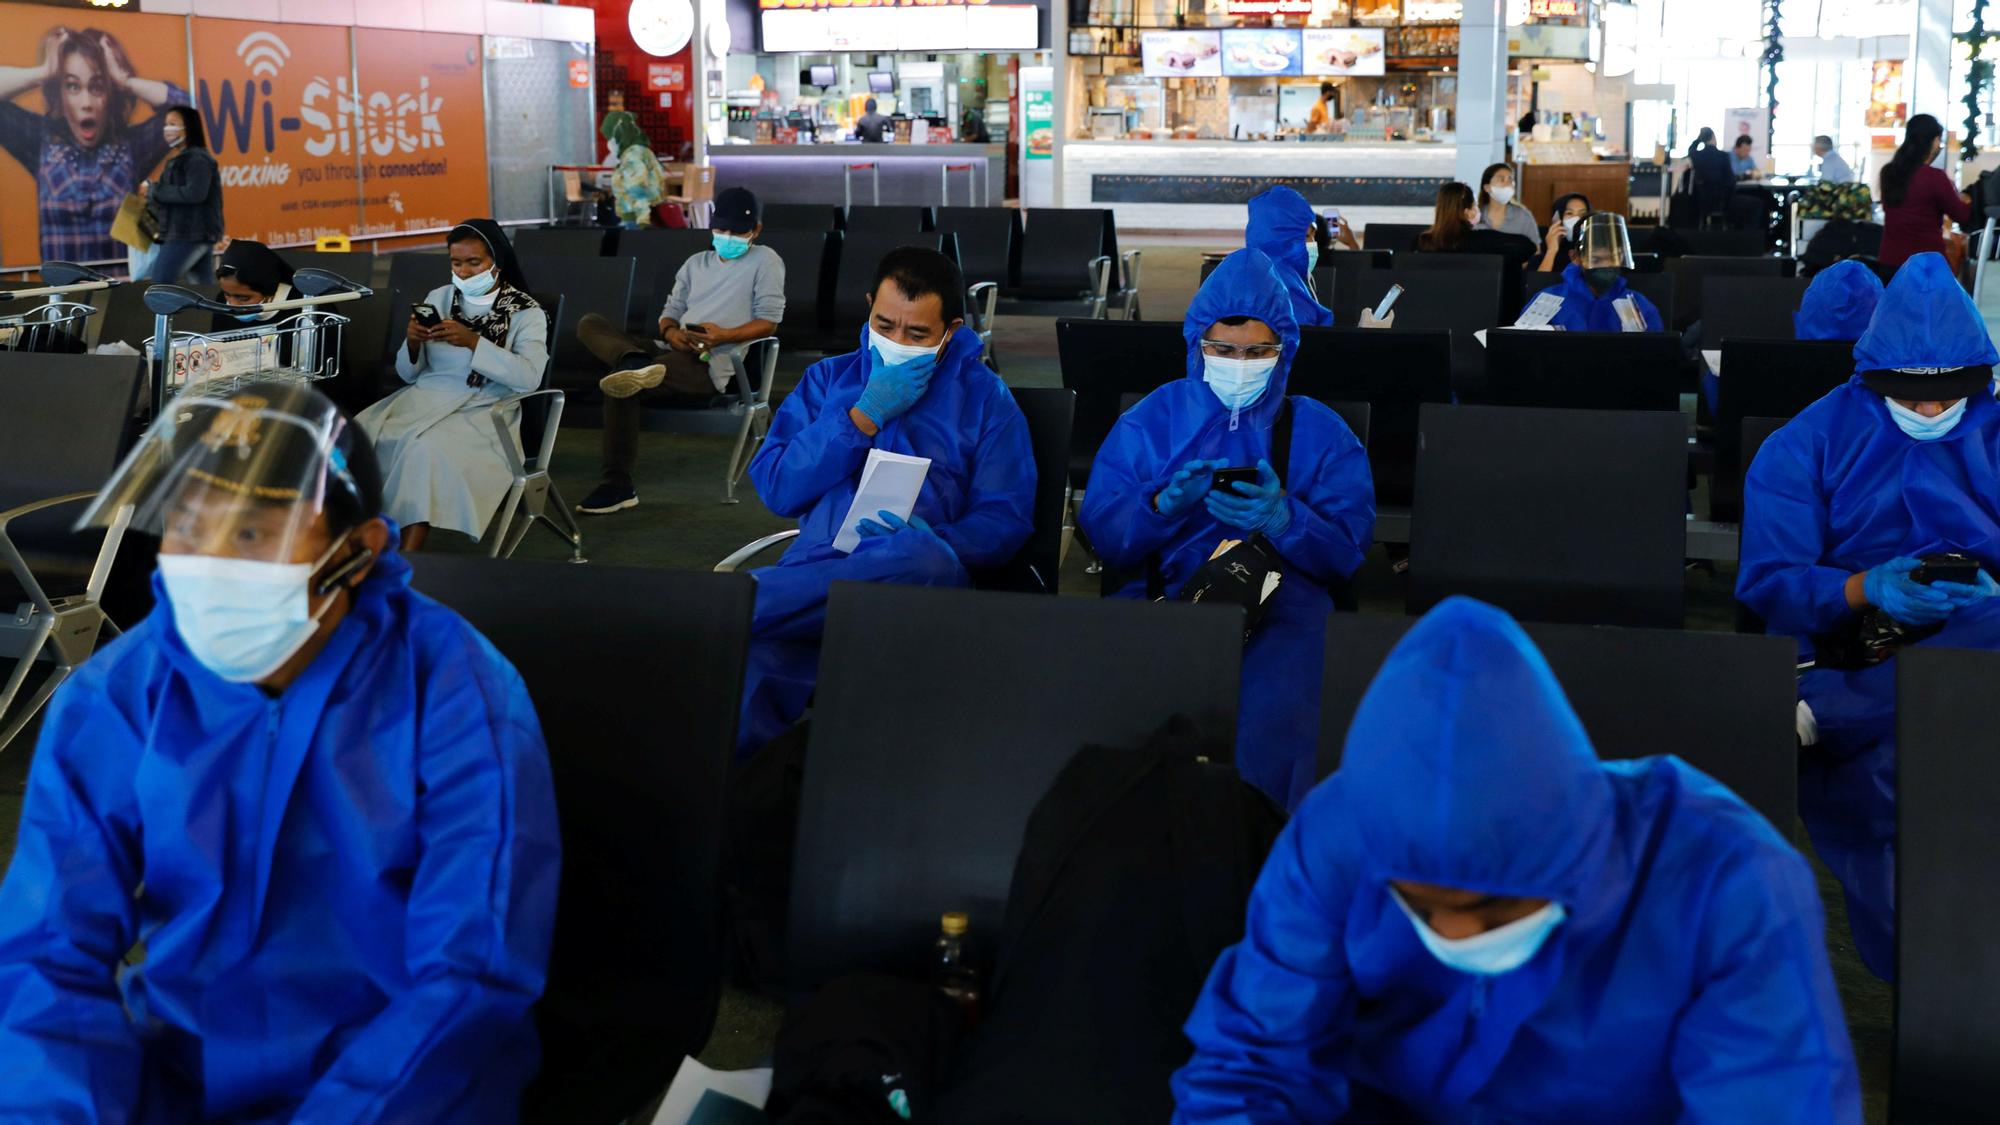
[1392,888,1566,976]
[713,232,753,261]
[1203,354,1278,419]
[1305,239,1320,272]
[158,537,347,683]
[1885,397,1967,440]
[869,329,944,378]
[451,266,498,299]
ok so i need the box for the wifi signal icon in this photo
[236,32,291,78]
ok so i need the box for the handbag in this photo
[111,192,158,251]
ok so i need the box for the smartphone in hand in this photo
[411,303,442,329]
[1210,466,1259,494]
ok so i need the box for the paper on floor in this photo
[834,449,932,553]
[650,1057,774,1125]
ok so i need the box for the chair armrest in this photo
[0,491,127,610]
[1120,249,1142,291]
[968,282,999,334]
[739,335,782,405]
[485,387,567,475]
[714,529,801,573]
[0,491,98,533]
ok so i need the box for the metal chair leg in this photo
[722,407,756,504]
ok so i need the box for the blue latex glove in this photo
[853,348,938,427]
[1931,568,2000,611]
[1863,557,1955,627]
[1204,458,1291,537]
[1155,459,1227,519]
[854,510,958,564]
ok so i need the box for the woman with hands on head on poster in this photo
[0,26,190,264]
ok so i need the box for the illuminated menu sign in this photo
[1529,0,1582,16]
[1225,0,1312,14]
[759,0,1040,52]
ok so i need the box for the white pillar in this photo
[1455,0,1510,186]
[1910,0,1953,164]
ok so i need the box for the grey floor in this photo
[0,240,1893,1117]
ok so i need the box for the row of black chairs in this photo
[391,560,2000,1122]
[1359,222,1771,260]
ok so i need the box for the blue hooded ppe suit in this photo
[1737,252,2000,980]
[0,535,561,1123]
[1246,186,1334,328]
[740,323,1035,753]
[1079,250,1374,808]
[1523,264,1665,332]
[1172,597,1862,1123]
[1794,259,1883,341]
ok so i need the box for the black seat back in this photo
[970,387,1073,594]
[1410,403,1687,627]
[1314,615,1798,831]
[761,203,844,232]
[1484,329,1684,412]
[386,251,448,318]
[1698,276,1810,349]
[514,227,614,258]
[788,584,1245,993]
[1895,647,2000,1118]
[519,293,565,454]
[1669,255,1793,331]
[829,232,960,341]
[1313,250,1392,324]
[517,254,635,394]
[1710,338,1854,522]
[842,205,936,240]
[1681,228,1770,257]
[1362,223,1427,253]
[1291,327,1452,507]
[323,285,398,417]
[1521,269,1678,330]
[0,352,144,557]
[93,280,160,350]
[936,206,1021,289]
[1352,268,1503,337]
[1055,318,1186,488]
[761,229,839,346]
[405,557,754,1125]
[1015,208,1112,299]
[614,228,715,337]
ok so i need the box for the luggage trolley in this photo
[141,267,372,417]
[0,261,118,353]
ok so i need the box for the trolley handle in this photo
[0,261,120,302]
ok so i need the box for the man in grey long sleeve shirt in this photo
[1814,135,1854,184]
[575,186,785,514]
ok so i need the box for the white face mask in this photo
[868,328,945,369]
[452,266,498,300]
[1562,216,1583,238]
[1885,397,1968,441]
[1489,185,1515,205]
[159,537,349,683]
[163,124,186,146]
[1392,888,1566,976]
[1203,354,1279,415]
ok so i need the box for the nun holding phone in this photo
[355,219,548,552]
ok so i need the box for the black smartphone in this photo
[411,303,442,328]
[1914,553,1982,586]
[683,322,712,337]
[1210,467,1259,494]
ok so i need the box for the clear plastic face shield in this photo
[77,383,356,565]
[1576,212,1636,271]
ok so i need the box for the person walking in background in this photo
[0,26,189,264]
[1877,114,1972,271]
[141,106,223,285]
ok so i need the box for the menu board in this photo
[1221,28,1303,76]
[1302,28,1387,75]
[760,4,1039,52]
[1141,30,1223,77]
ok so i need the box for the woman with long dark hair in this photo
[1878,114,1972,270]
[142,106,224,284]
[1416,181,1538,268]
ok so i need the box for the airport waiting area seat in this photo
[1669,255,1795,332]
[1351,268,1502,391]
[611,227,716,337]
[972,387,1074,595]
[516,227,616,258]
[1408,404,1688,628]
[936,206,1021,291]
[1698,275,1811,350]
[1361,223,1428,253]
[1708,338,1855,523]
[518,254,636,402]
[407,558,754,1125]
[1054,318,1187,491]
[0,352,145,750]
[760,228,844,354]
[1008,208,1133,318]
[840,205,936,240]
[1291,326,1452,514]
[759,203,847,233]
[784,583,1246,994]
[1314,615,1800,832]
[1482,329,1685,413]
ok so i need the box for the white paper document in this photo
[1514,291,1565,328]
[1701,349,1723,379]
[834,449,932,553]
[650,1057,773,1125]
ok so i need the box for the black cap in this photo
[1859,365,1995,402]
[712,187,760,234]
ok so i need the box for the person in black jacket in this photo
[141,106,224,285]
[1685,127,1735,227]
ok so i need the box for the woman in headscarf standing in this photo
[356,220,548,551]
[604,109,665,228]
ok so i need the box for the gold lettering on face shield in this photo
[199,396,269,457]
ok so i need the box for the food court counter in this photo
[1060,139,1457,232]
[708,144,1008,208]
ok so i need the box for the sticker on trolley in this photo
[149,335,283,390]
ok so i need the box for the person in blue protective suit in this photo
[1080,249,1374,808]
[1737,251,2000,981]
[1517,211,1664,332]
[1244,185,1333,328]
[1172,596,1863,1123]
[1796,258,1883,340]
[0,382,561,1122]
[738,246,1035,753]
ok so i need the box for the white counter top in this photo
[1061,139,1457,231]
